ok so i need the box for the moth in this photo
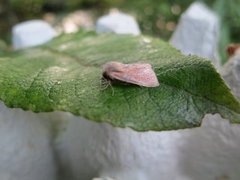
[102,61,159,87]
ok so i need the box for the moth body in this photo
[102,61,159,87]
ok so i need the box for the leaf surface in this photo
[0,31,240,131]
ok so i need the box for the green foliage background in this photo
[1,0,240,62]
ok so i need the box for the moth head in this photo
[102,61,124,73]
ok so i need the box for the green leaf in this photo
[0,31,240,131]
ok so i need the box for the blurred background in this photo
[1,0,240,63]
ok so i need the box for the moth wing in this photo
[111,63,159,87]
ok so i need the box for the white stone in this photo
[54,113,240,180]
[92,177,115,180]
[0,102,56,180]
[96,10,141,35]
[12,20,56,49]
[170,2,220,68]
[221,51,240,98]
[1,102,240,180]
